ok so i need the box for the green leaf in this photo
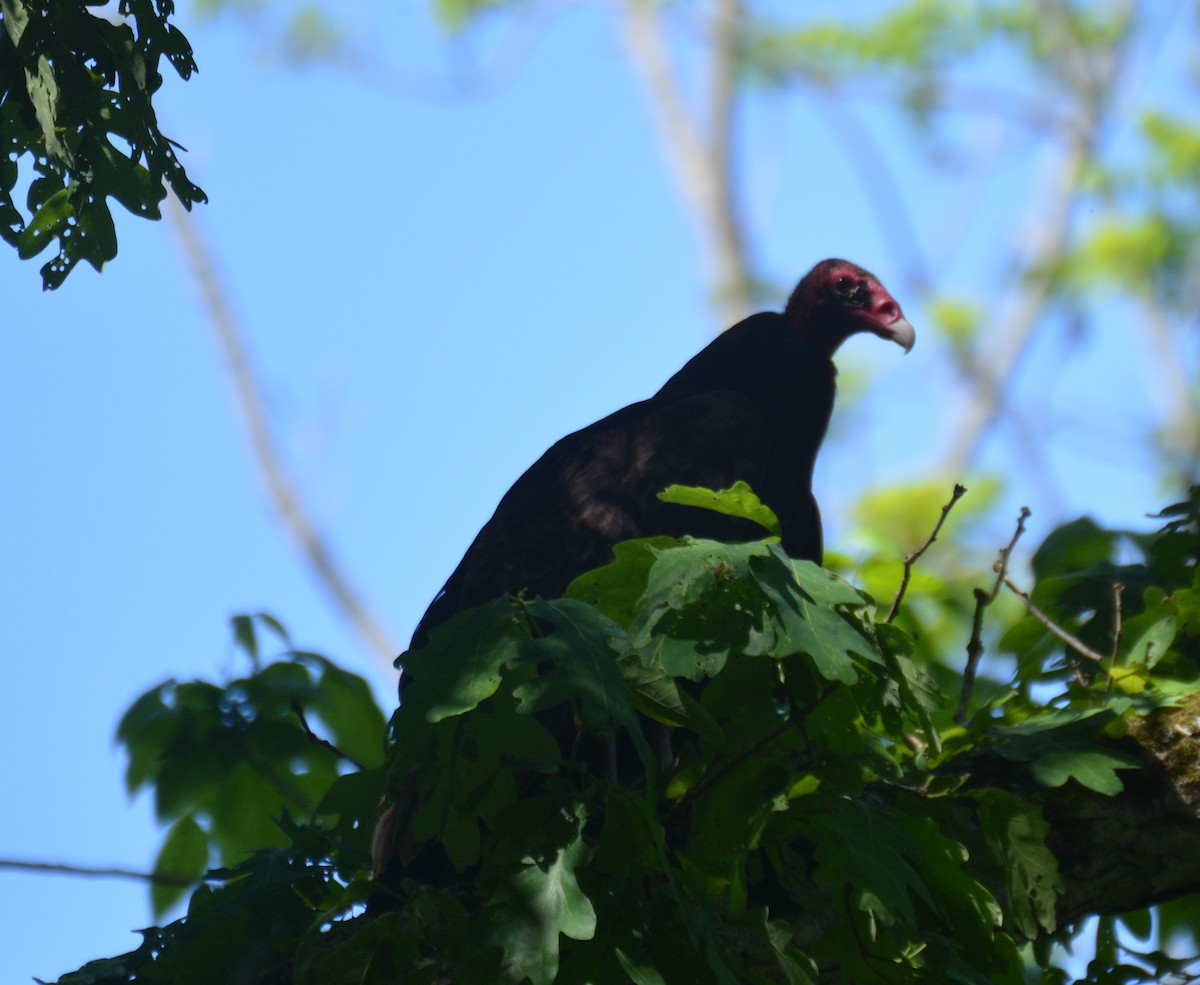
[302,657,386,772]
[566,535,678,627]
[17,187,72,258]
[989,710,1143,794]
[730,909,818,985]
[487,810,597,985]
[434,0,518,31]
[294,910,419,985]
[684,753,794,907]
[901,812,1003,952]
[1031,517,1117,581]
[749,546,878,683]
[404,703,556,872]
[26,54,67,162]
[630,539,773,680]
[91,140,165,218]
[115,683,179,794]
[515,599,656,777]
[1115,906,1152,942]
[516,600,629,726]
[977,791,1062,938]
[809,797,926,930]
[3,0,206,286]
[615,948,668,985]
[399,598,528,722]
[231,614,259,664]
[1031,746,1140,795]
[876,624,942,742]
[151,814,209,918]
[1121,609,1177,670]
[656,481,783,537]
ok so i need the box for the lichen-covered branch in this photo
[956,697,1200,925]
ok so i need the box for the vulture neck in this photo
[654,312,838,445]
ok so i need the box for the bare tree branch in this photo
[949,695,1200,925]
[1108,580,1125,689]
[0,858,200,886]
[292,698,367,771]
[1139,296,1200,484]
[956,506,1030,723]
[938,2,1134,474]
[885,482,967,623]
[1002,574,1108,665]
[706,0,752,320]
[166,196,399,669]
[622,0,755,328]
[939,150,1090,475]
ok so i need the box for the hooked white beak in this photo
[886,316,916,354]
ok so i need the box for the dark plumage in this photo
[371,259,914,902]
[410,258,914,649]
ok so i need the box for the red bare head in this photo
[784,258,915,357]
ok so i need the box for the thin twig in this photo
[166,196,398,668]
[958,587,991,725]
[955,506,1030,723]
[0,859,202,886]
[1107,582,1125,691]
[885,483,967,623]
[666,719,792,821]
[1002,575,1107,665]
[292,699,367,771]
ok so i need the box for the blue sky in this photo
[2,4,1196,981]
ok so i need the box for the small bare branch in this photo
[956,506,1030,723]
[0,859,201,886]
[667,719,793,821]
[1002,575,1107,666]
[166,196,399,669]
[958,588,991,725]
[292,698,367,771]
[885,483,967,623]
[1107,582,1125,691]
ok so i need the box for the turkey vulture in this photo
[410,258,914,648]
[372,259,914,900]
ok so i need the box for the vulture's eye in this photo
[834,276,864,304]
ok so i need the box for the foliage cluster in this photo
[45,487,1200,985]
[745,0,1200,311]
[1,0,205,288]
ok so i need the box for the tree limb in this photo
[622,0,755,328]
[166,196,399,668]
[1139,296,1200,486]
[938,2,1134,474]
[953,695,1200,925]
[0,859,200,886]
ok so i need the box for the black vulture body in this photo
[372,259,913,902]
[411,313,834,647]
